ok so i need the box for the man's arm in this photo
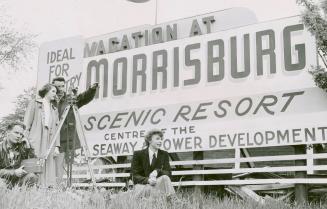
[0,166,26,178]
[76,84,98,108]
[157,152,172,178]
[20,139,36,159]
[14,140,35,160]
[24,147,36,159]
[131,152,149,184]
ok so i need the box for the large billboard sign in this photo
[38,11,323,157]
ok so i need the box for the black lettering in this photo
[84,116,96,131]
[110,112,129,129]
[235,98,252,116]
[93,144,99,155]
[253,95,278,115]
[151,108,166,125]
[192,102,212,120]
[173,105,191,122]
[214,100,231,118]
[98,115,110,130]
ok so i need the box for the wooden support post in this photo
[169,153,183,170]
[117,156,127,183]
[306,145,314,175]
[241,148,255,168]
[235,148,241,170]
[193,151,203,209]
[294,145,308,204]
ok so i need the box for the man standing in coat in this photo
[131,129,175,197]
[52,77,98,182]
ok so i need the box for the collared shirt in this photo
[148,148,158,165]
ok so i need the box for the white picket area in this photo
[66,149,327,188]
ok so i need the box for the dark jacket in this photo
[131,148,171,185]
[0,140,35,178]
[56,86,97,153]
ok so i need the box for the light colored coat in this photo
[24,98,60,187]
[24,98,60,157]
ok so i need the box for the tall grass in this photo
[0,186,326,209]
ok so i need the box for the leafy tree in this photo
[0,87,35,140]
[0,2,36,139]
[297,0,327,90]
[0,26,36,70]
[0,2,36,70]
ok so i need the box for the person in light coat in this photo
[24,84,60,187]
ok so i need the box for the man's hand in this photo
[54,147,60,157]
[39,158,45,167]
[14,166,27,177]
[21,137,31,148]
[148,177,157,186]
[91,83,99,89]
[149,170,158,178]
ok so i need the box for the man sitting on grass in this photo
[131,129,175,197]
[0,122,38,188]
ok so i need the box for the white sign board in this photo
[80,16,322,157]
[37,36,84,91]
[38,15,322,157]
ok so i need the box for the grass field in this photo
[1,186,327,209]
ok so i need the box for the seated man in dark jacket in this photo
[0,122,38,188]
[131,129,175,197]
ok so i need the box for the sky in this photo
[0,0,304,119]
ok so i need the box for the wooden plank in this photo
[65,173,130,178]
[309,188,327,193]
[224,187,236,195]
[232,172,252,179]
[68,165,327,178]
[278,191,294,201]
[172,165,327,175]
[171,178,327,186]
[306,173,327,178]
[72,182,125,187]
[246,184,294,191]
[72,178,327,188]
[311,165,327,170]
[232,168,283,179]
[228,186,264,203]
[73,163,131,171]
[171,153,327,165]
[241,148,255,168]
[70,153,327,171]
[234,149,241,169]
[306,146,314,175]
